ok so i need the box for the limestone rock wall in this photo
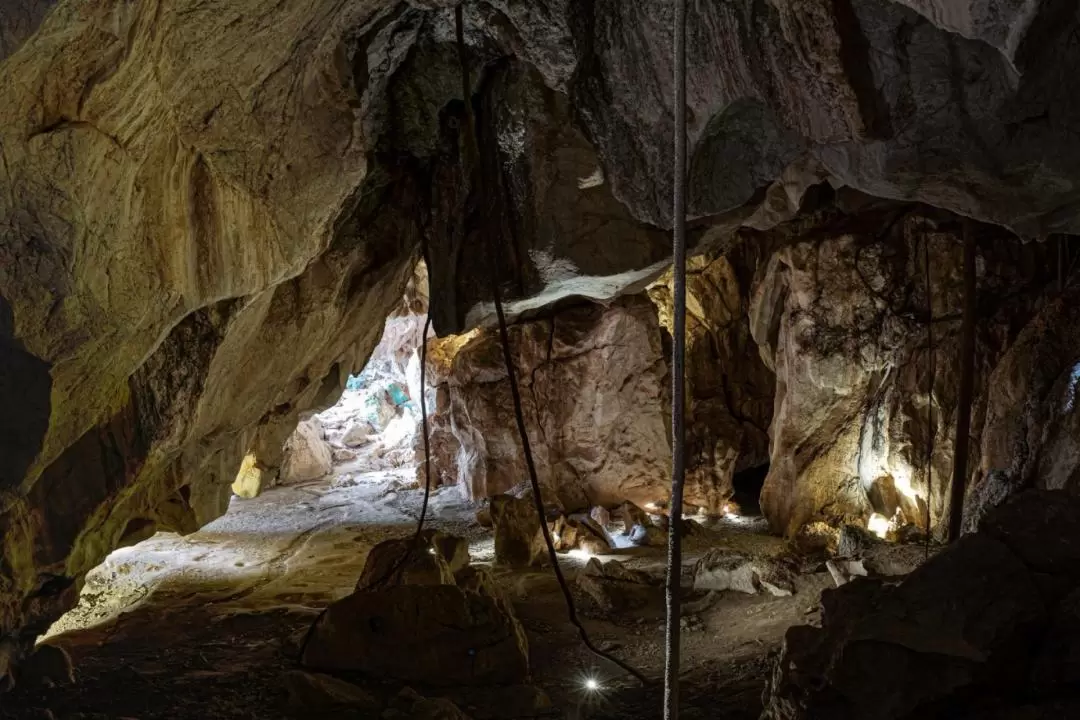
[977,283,1080,501]
[749,206,1050,536]
[649,251,775,512]
[4,0,1080,657]
[426,297,671,511]
[0,0,427,650]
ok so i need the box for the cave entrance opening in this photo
[42,262,494,645]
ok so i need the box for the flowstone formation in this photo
[4,0,1080,672]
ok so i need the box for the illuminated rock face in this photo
[649,250,775,514]
[4,0,1080,657]
[426,296,671,511]
[749,208,1050,537]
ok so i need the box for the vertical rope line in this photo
[455,2,647,687]
[665,0,688,717]
[923,233,934,557]
[947,221,977,542]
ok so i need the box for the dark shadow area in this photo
[732,463,768,515]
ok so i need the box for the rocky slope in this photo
[4,0,1080,669]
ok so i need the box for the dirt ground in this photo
[0,469,830,720]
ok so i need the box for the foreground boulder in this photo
[576,558,658,613]
[283,670,380,716]
[490,494,547,568]
[301,584,528,687]
[763,491,1080,719]
[551,514,612,555]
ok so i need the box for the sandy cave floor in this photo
[1,469,832,720]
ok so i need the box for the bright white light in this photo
[722,503,731,515]
[427,547,436,555]
[867,513,890,539]
[552,533,561,543]
[644,502,659,511]
[577,167,605,189]
[892,471,919,500]
[583,677,601,692]
[381,414,415,449]
[567,548,593,561]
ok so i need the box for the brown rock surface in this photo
[749,209,1048,536]
[649,251,774,513]
[762,491,1080,720]
[282,670,381,715]
[354,531,455,592]
[0,0,422,649]
[4,0,1080,657]
[280,419,333,485]
[301,584,529,687]
[489,494,547,569]
[427,297,670,509]
[973,286,1080,525]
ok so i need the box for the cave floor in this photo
[2,473,831,720]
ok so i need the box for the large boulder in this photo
[355,531,456,592]
[551,514,612,556]
[280,419,333,484]
[576,558,658,613]
[425,297,671,509]
[489,494,547,569]
[301,584,529,687]
[763,491,1080,720]
[693,548,796,597]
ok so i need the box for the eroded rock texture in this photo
[763,491,1080,720]
[976,285,1080,505]
[649,248,775,513]
[750,206,1050,536]
[4,0,1080,660]
[426,296,670,511]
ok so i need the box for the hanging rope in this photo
[454,3,648,687]
[947,221,977,542]
[665,0,689,717]
[923,233,934,558]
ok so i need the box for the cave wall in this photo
[749,206,1051,536]
[0,0,431,652]
[4,0,1080,659]
[649,251,776,512]
[977,281,1080,501]
[425,296,671,511]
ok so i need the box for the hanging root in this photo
[454,1,648,688]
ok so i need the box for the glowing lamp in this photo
[867,513,890,539]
